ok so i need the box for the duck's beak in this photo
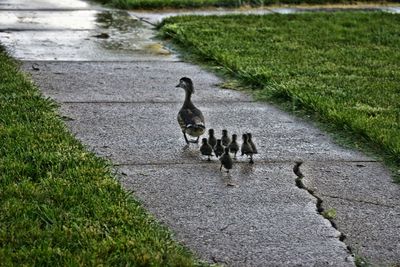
[176,80,183,88]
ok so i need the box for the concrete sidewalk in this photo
[1,1,399,265]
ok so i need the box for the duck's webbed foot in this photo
[249,155,254,164]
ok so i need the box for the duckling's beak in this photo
[175,84,180,88]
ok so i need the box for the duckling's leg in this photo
[207,155,211,161]
[220,164,223,172]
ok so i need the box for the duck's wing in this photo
[178,107,205,128]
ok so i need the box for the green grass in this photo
[159,12,400,175]
[95,0,395,10]
[0,47,202,266]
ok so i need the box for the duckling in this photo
[176,77,205,144]
[241,133,254,164]
[221,129,231,146]
[247,132,258,154]
[214,139,224,158]
[200,138,213,161]
[220,147,233,173]
[208,128,217,148]
[228,134,239,159]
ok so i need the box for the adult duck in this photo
[176,77,206,144]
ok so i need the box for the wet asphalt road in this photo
[1,1,400,265]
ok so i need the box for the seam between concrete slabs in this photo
[60,100,255,104]
[320,194,397,208]
[19,58,188,63]
[113,159,379,167]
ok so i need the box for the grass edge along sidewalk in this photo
[0,47,204,266]
[158,11,400,180]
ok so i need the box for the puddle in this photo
[0,29,174,61]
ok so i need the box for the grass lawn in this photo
[159,12,400,175]
[0,47,202,266]
[94,0,396,10]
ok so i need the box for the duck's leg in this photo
[249,154,254,164]
[183,132,190,144]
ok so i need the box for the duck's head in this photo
[176,77,194,94]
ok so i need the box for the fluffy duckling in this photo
[228,134,239,159]
[221,129,231,146]
[214,139,224,158]
[208,128,217,148]
[176,77,205,144]
[200,138,213,161]
[241,133,254,164]
[220,147,233,173]
[247,133,258,154]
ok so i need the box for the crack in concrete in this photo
[293,162,354,255]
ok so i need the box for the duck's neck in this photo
[183,89,194,107]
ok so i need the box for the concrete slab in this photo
[0,10,98,30]
[22,61,251,103]
[321,197,400,266]
[59,102,369,165]
[302,162,400,265]
[0,10,175,61]
[0,0,92,10]
[303,162,400,207]
[119,163,353,266]
[0,29,175,61]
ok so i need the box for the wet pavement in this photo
[2,0,400,266]
[0,3,175,61]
